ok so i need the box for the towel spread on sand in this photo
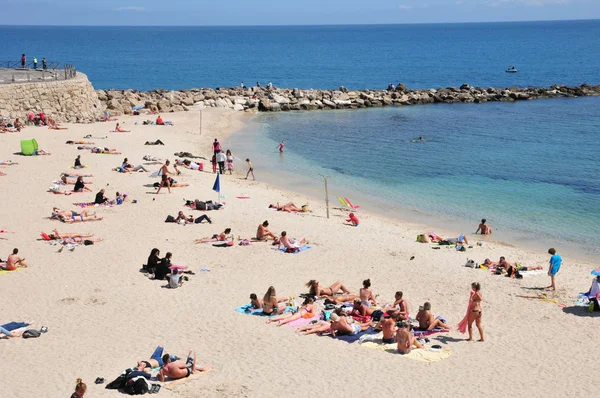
[275,245,311,254]
[360,341,452,361]
[235,305,293,316]
[0,268,23,275]
[161,372,208,391]
[1,322,29,331]
[324,327,379,343]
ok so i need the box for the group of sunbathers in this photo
[249,279,450,354]
[483,256,543,278]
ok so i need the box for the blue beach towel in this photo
[274,245,312,254]
[1,322,29,331]
[328,327,378,343]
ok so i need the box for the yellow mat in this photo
[162,371,210,391]
[360,342,452,362]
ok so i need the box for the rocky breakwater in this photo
[96,83,600,115]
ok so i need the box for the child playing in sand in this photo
[347,213,359,226]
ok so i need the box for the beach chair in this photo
[337,197,360,210]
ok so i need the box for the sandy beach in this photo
[1,108,598,398]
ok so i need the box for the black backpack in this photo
[165,215,175,223]
[124,377,149,395]
[22,329,41,339]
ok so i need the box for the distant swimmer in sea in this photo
[277,140,285,153]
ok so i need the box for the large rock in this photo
[272,94,290,104]
[96,90,107,101]
[233,104,244,111]
[157,99,170,111]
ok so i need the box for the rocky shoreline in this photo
[96,83,600,115]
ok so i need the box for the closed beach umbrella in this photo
[212,172,220,203]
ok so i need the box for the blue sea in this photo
[2,21,599,259]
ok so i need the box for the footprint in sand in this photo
[85,297,106,306]
[59,297,78,305]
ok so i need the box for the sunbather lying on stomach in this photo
[194,228,231,243]
[269,202,300,212]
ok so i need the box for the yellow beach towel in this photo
[360,342,452,362]
[162,371,210,391]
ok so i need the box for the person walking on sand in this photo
[226,149,234,174]
[156,160,175,194]
[277,140,285,153]
[212,138,221,156]
[466,282,484,342]
[475,218,492,235]
[547,248,562,291]
[245,158,255,180]
[216,150,226,174]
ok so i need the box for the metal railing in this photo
[0,61,77,84]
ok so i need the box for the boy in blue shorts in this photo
[547,248,562,291]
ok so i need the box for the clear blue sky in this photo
[4,0,599,25]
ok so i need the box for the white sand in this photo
[0,108,598,398]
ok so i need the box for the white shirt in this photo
[189,162,199,170]
[168,274,181,288]
[216,152,226,162]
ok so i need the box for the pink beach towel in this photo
[286,316,316,328]
[457,291,474,334]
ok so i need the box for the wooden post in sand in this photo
[321,175,330,219]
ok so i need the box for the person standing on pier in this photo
[42,58,47,70]
[21,54,26,68]
[33,57,38,69]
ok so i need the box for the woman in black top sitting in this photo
[74,155,83,169]
[146,248,160,274]
[73,176,91,192]
[154,252,172,280]
[94,189,109,204]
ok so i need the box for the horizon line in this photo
[0,18,599,28]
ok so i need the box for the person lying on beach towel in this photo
[505,263,544,278]
[91,147,121,154]
[277,231,307,252]
[157,351,209,382]
[0,160,18,166]
[0,324,26,338]
[66,140,95,145]
[266,298,318,326]
[145,140,165,146]
[306,279,351,297]
[330,311,372,337]
[42,230,94,241]
[31,149,51,155]
[176,159,203,170]
[2,248,28,270]
[416,302,450,331]
[194,228,231,244]
[256,220,277,241]
[268,202,300,212]
[174,152,203,160]
[322,294,359,304]
[122,158,149,172]
[296,320,332,335]
[51,207,103,223]
[60,175,93,185]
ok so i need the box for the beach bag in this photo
[165,215,175,223]
[22,329,41,339]
[371,310,384,321]
[464,259,476,268]
[105,373,129,390]
[195,200,207,211]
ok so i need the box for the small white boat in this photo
[506,66,518,73]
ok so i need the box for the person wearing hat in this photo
[329,311,372,337]
[396,321,423,354]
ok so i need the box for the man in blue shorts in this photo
[547,248,562,291]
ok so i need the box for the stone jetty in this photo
[96,83,600,115]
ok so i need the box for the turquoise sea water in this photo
[229,97,600,260]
